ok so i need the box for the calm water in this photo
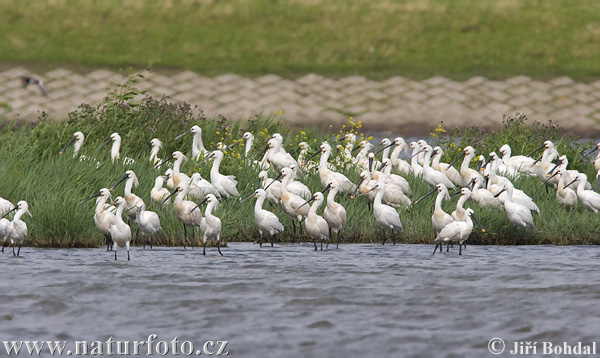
[2,243,600,357]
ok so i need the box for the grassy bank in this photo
[1,0,600,81]
[0,76,600,248]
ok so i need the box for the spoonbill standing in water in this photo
[109,197,132,261]
[162,180,203,248]
[414,183,453,235]
[81,188,115,251]
[135,203,161,249]
[191,194,223,256]
[242,189,284,247]
[322,181,347,248]
[1,201,32,257]
[300,192,330,251]
[433,208,484,255]
[370,182,403,245]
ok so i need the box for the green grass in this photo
[1,0,600,81]
[0,81,600,248]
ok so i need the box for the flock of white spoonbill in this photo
[2,126,600,259]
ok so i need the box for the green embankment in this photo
[1,0,599,81]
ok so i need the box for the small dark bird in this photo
[20,77,47,97]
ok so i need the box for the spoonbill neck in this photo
[309,198,323,216]
[96,196,109,215]
[111,140,121,161]
[205,201,217,217]
[382,147,390,161]
[210,154,224,175]
[193,132,205,154]
[254,195,267,211]
[124,179,135,196]
[319,150,331,168]
[245,137,254,157]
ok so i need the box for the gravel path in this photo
[2,67,600,136]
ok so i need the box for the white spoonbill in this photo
[99,133,135,165]
[0,197,15,217]
[110,170,146,223]
[206,150,239,198]
[546,170,577,210]
[297,142,318,172]
[287,163,312,200]
[545,155,591,190]
[151,175,170,208]
[1,201,32,257]
[161,180,203,248]
[258,170,281,205]
[134,203,161,249]
[446,146,484,187]
[242,132,270,169]
[565,173,600,213]
[175,125,207,160]
[109,197,132,261]
[433,208,484,255]
[468,177,501,209]
[431,146,462,186]
[414,183,453,235]
[190,172,221,199]
[269,167,310,242]
[499,143,537,176]
[138,138,164,165]
[419,145,455,189]
[370,182,403,245]
[578,142,600,172]
[451,187,472,222]
[300,192,330,251]
[304,142,356,194]
[81,188,115,251]
[494,181,535,236]
[265,138,302,177]
[351,171,410,208]
[378,158,412,196]
[191,194,223,256]
[0,215,9,253]
[156,151,191,190]
[379,137,411,175]
[242,189,284,247]
[59,131,86,158]
[322,180,347,248]
[408,142,424,177]
[416,139,429,165]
